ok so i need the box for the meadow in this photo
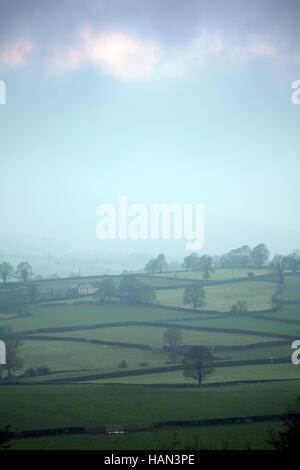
[1,381,299,450]
[154,281,275,311]
[1,270,300,449]
[154,268,270,281]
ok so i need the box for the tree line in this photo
[144,244,300,281]
[94,275,156,305]
[0,262,33,283]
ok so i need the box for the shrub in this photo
[24,368,38,377]
[37,366,50,376]
[118,360,128,368]
[24,366,50,377]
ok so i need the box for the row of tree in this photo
[95,277,249,312]
[0,262,33,283]
[145,254,168,273]
[183,285,248,314]
[214,244,270,269]
[95,276,156,304]
[144,246,300,282]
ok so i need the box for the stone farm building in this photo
[78,283,97,296]
[38,283,97,301]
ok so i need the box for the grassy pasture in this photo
[219,343,291,361]
[154,281,275,311]
[1,270,300,450]
[8,421,282,450]
[0,303,202,334]
[155,268,271,281]
[262,303,300,322]
[1,381,299,433]
[18,339,166,374]
[185,316,299,337]
[15,328,281,380]
[282,274,300,301]
[85,363,300,385]
[42,325,280,346]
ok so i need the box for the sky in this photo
[0,0,299,271]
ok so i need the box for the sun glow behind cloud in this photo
[46,27,290,80]
[0,40,34,66]
[0,26,298,79]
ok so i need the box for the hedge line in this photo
[15,412,299,439]
[20,320,297,340]
[152,413,298,429]
[19,334,151,350]
[15,356,290,384]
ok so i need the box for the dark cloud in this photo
[0,0,299,46]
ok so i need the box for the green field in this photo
[85,363,300,385]
[1,270,300,449]
[185,316,298,336]
[7,421,282,451]
[1,381,300,449]
[282,274,300,301]
[38,324,281,345]
[19,339,166,374]
[0,303,201,334]
[7,422,284,450]
[1,381,299,430]
[155,268,270,281]
[155,281,275,311]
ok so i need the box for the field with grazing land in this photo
[7,422,282,450]
[155,268,271,281]
[1,269,300,449]
[281,275,300,301]
[1,381,299,450]
[2,1,299,451]
[154,281,275,311]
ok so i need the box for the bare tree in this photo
[3,336,24,377]
[163,328,183,363]
[183,285,205,310]
[15,262,33,282]
[96,278,115,303]
[0,262,14,283]
[230,300,248,315]
[182,346,215,385]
